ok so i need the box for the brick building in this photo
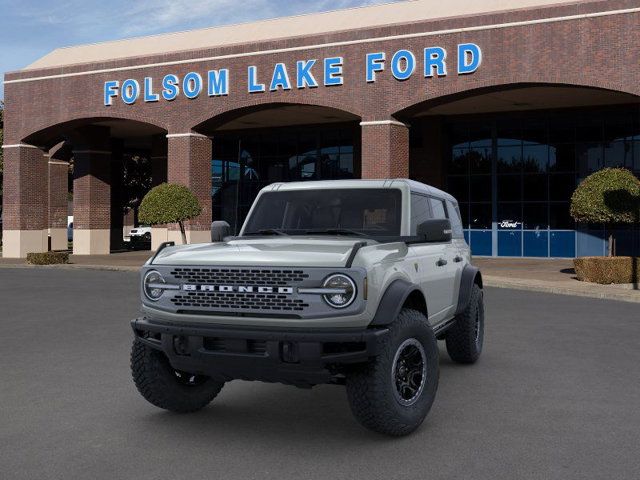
[2,0,640,258]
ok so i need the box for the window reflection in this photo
[212,126,357,233]
[445,105,640,256]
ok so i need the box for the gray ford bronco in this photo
[131,179,484,436]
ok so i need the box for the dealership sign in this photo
[103,43,482,106]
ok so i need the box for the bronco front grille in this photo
[170,292,310,311]
[169,268,309,286]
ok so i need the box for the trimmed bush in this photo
[570,168,640,256]
[27,251,70,265]
[574,256,640,284]
[139,183,202,244]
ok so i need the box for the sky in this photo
[0,0,403,100]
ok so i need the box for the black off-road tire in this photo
[131,339,224,413]
[445,284,484,364]
[345,309,439,436]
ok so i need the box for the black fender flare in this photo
[455,265,483,316]
[370,279,424,326]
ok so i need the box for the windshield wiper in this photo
[304,228,367,237]
[244,229,288,236]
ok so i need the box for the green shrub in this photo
[27,251,70,265]
[139,183,202,244]
[574,256,639,284]
[570,168,640,256]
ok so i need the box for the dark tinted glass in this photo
[577,143,603,175]
[450,148,469,175]
[411,194,432,235]
[497,175,522,202]
[243,189,402,236]
[522,144,548,173]
[604,141,632,168]
[447,176,469,202]
[470,203,492,229]
[549,202,574,229]
[446,200,464,238]
[498,203,522,229]
[523,174,548,201]
[469,147,492,174]
[549,174,576,202]
[470,175,492,202]
[429,198,447,219]
[549,144,575,172]
[523,203,548,229]
[497,145,522,173]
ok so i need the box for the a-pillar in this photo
[150,134,169,250]
[1,143,49,258]
[71,126,112,255]
[166,132,212,245]
[48,142,71,251]
[360,120,410,179]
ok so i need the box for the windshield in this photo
[242,188,402,237]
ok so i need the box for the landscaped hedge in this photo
[574,256,639,284]
[27,251,70,265]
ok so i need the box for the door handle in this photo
[454,256,464,263]
[436,258,448,267]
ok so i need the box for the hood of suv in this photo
[150,237,368,267]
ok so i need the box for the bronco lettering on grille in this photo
[182,285,294,294]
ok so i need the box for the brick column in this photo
[166,132,212,245]
[1,144,49,258]
[150,134,169,250]
[71,126,112,255]
[360,120,410,179]
[151,134,168,186]
[48,143,70,251]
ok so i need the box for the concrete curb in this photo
[483,275,640,304]
[0,263,140,272]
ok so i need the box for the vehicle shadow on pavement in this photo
[129,346,462,444]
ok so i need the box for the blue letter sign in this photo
[102,44,483,105]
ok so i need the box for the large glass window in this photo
[444,105,640,257]
[212,125,358,233]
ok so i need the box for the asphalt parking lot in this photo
[1,268,639,480]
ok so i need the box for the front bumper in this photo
[131,317,389,387]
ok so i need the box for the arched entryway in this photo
[395,84,640,258]
[4,118,167,256]
[194,103,361,233]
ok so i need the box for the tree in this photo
[138,183,202,245]
[570,168,640,256]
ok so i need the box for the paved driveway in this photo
[1,268,639,480]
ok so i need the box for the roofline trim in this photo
[5,6,639,86]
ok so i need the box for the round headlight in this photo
[322,274,356,309]
[143,270,166,301]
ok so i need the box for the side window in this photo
[410,193,432,234]
[429,197,447,220]
[446,200,464,239]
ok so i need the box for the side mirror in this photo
[417,219,452,243]
[211,221,231,242]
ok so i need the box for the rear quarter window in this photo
[446,199,465,239]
